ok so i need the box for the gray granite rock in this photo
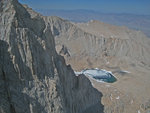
[0,0,104,113]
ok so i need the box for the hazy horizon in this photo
[35,9,150,16]
[19,0,150,15]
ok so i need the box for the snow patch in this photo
[121,70,130,73]
[74,71,82,76]
[75,68,117,83]
[116,96,120,100]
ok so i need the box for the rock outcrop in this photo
[0,0,104,113]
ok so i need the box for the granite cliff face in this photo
[0,0,104,113]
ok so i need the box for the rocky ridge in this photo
[42,16,150,71]
[0,0,104,113]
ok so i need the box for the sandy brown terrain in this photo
[54,19,150,113]
[74,21,150,113]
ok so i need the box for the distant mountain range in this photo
[36,9,150,38]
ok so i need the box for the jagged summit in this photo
[0,0,104,113]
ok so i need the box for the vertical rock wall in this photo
[0,0,103,113]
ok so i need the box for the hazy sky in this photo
[19,0,150,15]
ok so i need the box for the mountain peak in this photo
[0,1,104,113]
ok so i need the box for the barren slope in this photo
[46,17,150,113]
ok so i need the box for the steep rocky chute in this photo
[0,0,104,113]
